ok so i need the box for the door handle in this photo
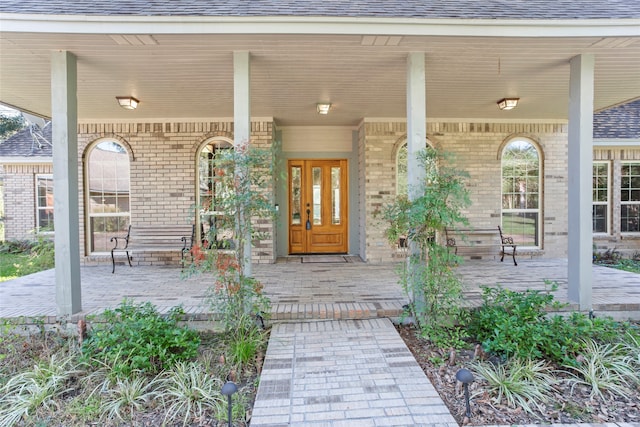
[306,208,311,230]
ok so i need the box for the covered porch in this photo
[2,258,639,324]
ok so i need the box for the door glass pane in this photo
[291,166,301,225]
[312,167,322,225]
[331,167,340,225]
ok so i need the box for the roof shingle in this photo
[1,0,640,19]
[594,99,640,140]
[0,122,52,158]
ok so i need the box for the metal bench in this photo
[110,224,194,273]
[445,226,517,266]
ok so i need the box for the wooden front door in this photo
[288,159,348,254]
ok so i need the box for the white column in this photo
[406,52,427,309]
[567,54,594,310]
[51,50,81,316]
[234,51,252,276]
[406,52,426,198]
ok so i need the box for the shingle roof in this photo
[1,0,640,19]
[594,99,640,140]
[0,122,52,158]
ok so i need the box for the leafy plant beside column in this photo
[187,143,275,333]
[379,146,471,349]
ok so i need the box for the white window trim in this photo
[501,139,542,250]
[620,161,640,235]
[85,140,131,254]
[592,161,610,235]
[35,174,54,235]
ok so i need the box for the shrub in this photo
[468,283,635,365]
[592,246,622,264]
[82,300,200,376]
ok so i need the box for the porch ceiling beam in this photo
[567,53,594,310]
[51,50,82,316]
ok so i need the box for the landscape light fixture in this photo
[316,102,331,115]
[221,381,238,427]
[116,96,140,110]
[455,368,474,419]
[497,98,519,110]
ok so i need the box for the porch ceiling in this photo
[1,32,640,126]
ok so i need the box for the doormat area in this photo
[301,256,348,263]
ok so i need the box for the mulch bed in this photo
[397,324,640,426]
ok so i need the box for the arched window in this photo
[196,138,234,248]
[501,139,541,248]
[86,140,130,253]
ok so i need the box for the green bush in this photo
[82,300,200,376]
[468,282,636,365]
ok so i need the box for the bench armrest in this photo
[110,225,132,250]
[501,236,514,245]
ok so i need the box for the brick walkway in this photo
[250,318,457,427]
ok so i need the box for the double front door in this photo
[288,159,348,254]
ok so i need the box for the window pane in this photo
[291,166,301,225]
[621,204,640,232]
[312,167,321,225]
[502,212,538,247]
[90,215,130,252]
[593,205,607,233]
[622,163,640,204]
[36,175,54,232]
[331,167,340,225]
[38,209,54,231]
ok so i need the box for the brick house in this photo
[0,122,53,240]
[1,0,639,315]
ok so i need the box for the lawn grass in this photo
[0,239,55,282]
[0,252,29,282]
[606,258,640,273]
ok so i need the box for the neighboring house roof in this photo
[0,121,52,159]
[594,98,640,140]
[1,0,640,19]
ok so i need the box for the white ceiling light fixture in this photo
[316,102,331,115]
[497,98,519,111]
[116,96,140,110]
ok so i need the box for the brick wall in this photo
[76,120,275,265]
[362,121,571,263]
[2,163,52,240]
[4,119,639,264]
